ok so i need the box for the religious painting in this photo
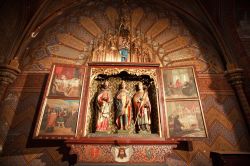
[48,65,84,98]
[111,146,133,162]
[166,100,207,137]
[163,67,198,99]
[38,99,80,136]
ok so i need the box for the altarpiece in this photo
[34,63,207,143]
[33,1,207,161]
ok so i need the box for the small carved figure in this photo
[115,81,131,130]
[133,82,151,132]
[119,37,129,62]
[95,81,111,131]
[119,15,130,38]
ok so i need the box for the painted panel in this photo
[38,99,80,136]
[163,67,198,99]
[48,66,83,98]
[166,100,206,137]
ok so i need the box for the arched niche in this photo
[20,0,225,75]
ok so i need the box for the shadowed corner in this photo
[0,145,2,156]
[174,141,193,151]
[57,143,77,166]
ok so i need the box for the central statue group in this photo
[95,80,151,134]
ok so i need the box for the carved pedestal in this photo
[225,67,250,131]
[68,143,177,164]
[0,64,21,154]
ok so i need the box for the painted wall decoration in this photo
[166,100,206,137]
[22,1,224,74]
[34,64,85,138]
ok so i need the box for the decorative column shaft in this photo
[225,67,250,131]
[0,64,21,154]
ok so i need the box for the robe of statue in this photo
[133,89,151,131]
[96,86,111,131]
[115,88,131,130]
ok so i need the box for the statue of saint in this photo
[95,81,111,132]
[132,82,151,132]
[119,37,129,62]
[115,81,131,130]
[118,14,130,62]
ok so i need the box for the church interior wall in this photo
[0,0,250,165]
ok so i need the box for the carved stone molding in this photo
[225,67,250,131]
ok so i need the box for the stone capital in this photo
[0,64,21,85]
[225,68,244,86]
[0,64,21,102]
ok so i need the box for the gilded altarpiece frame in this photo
[75,63,168,144]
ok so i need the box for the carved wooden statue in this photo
[132,82,151,133]
[95,80,111,131]
[115,81,132,130]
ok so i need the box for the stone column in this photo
[0,62,21,154]
[0,65,21,101]
[225,65,250,131]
